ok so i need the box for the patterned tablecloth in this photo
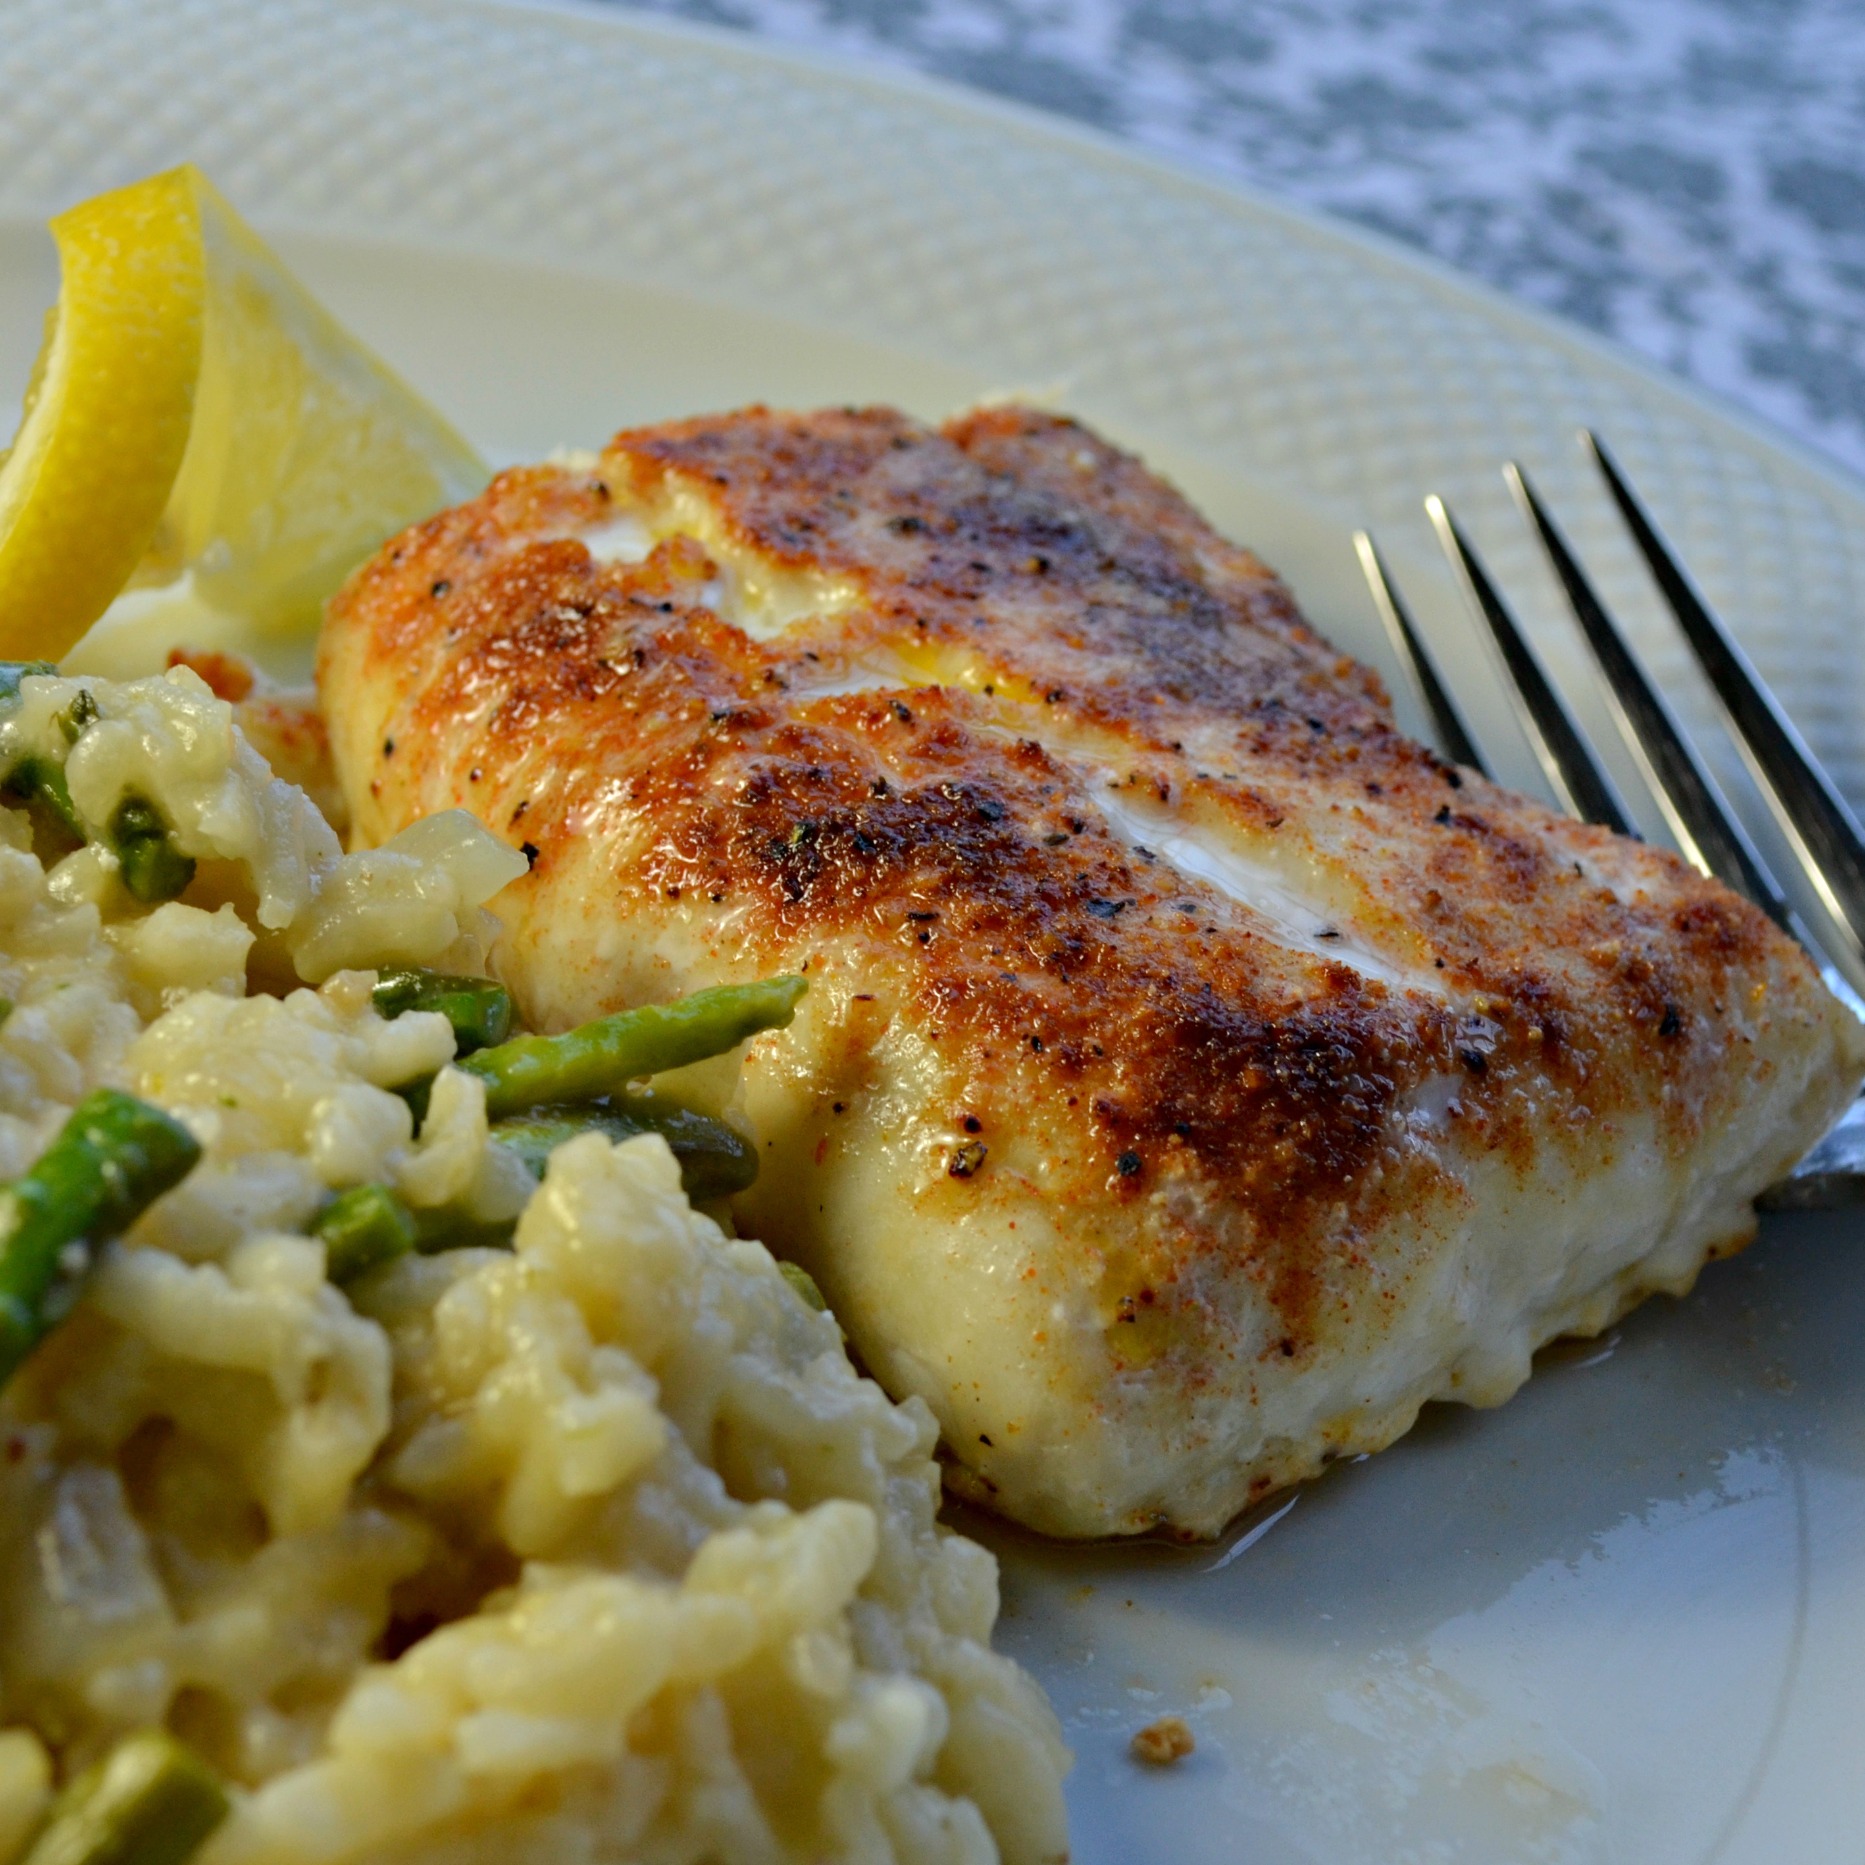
[604,0,1865,484]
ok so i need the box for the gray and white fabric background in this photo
[598,0,1865,485]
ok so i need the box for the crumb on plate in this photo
[1131,1715,1195,1766]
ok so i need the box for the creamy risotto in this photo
[0,668,1069,1865]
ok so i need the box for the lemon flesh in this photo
[0,166,486,670]
[0,170,205,660]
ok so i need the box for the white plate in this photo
[4,4,1864,1859]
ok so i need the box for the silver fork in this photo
[1355,434,1865,1210]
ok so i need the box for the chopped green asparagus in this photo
[390,1076,432,1132]
[0,1090,201,1387]
[109,797,194,904]
[489,1106,636,1178]
[0,671,95,850]
[779,1260,830,1313]
[493,1090,760,1200]
[313,1183,518,1278]
[372,966,513,1055]
[20,1729,227,1865]
[314,1183,420,1283]
[57,689,99,745]
[411,1206,519,1254]
[3,756,84,841]
[460,976,806,1120]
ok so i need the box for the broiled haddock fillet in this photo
[320,405,1865,1539]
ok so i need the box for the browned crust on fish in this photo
[320,404,1821,1511]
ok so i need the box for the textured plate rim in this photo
[2,12,1862,1859]
[481,0,1865,510]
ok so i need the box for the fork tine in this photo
[1504,462,1791,928]
[1425,496,1634,834]
[1353,530,1491,778]
[1586,431,1865,972]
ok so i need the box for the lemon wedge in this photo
[0,169,204,661]
[0,165,485,671]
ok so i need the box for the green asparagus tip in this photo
[461,975,807,1120]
